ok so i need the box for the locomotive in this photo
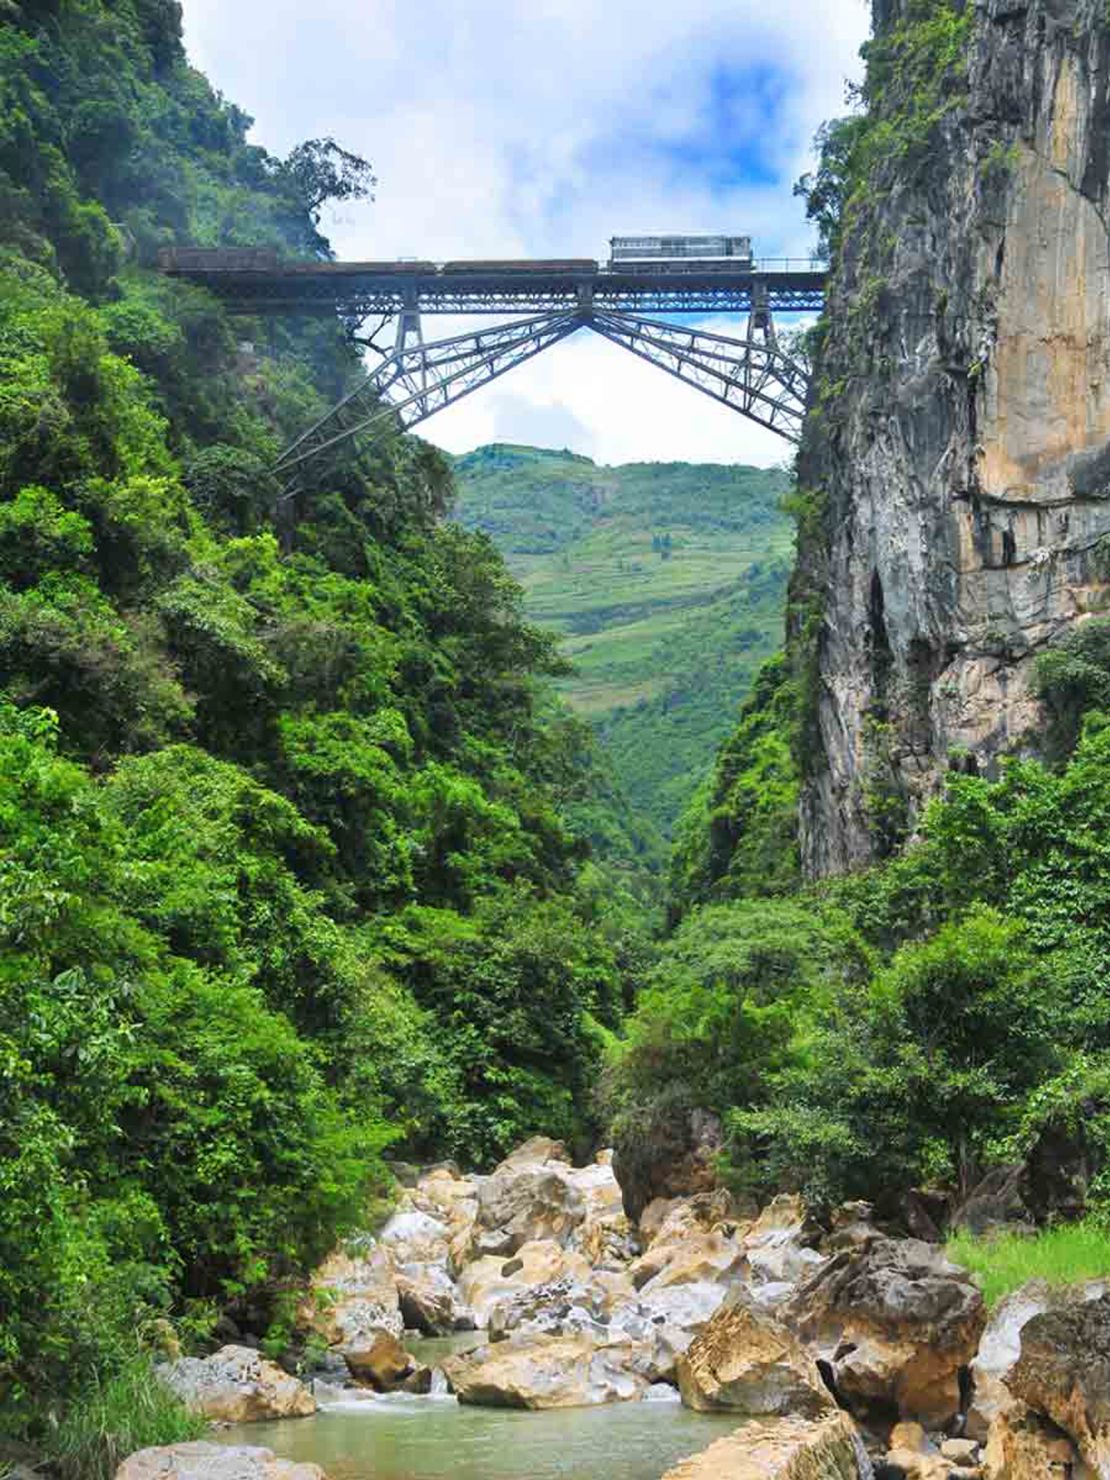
[608,235,753,271]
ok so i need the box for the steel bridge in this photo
[159,249,827,484]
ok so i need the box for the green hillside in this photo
[452,445,793,834]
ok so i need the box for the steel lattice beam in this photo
[275,311,585,482]
[274,307,811,491]
[588,310,809,443]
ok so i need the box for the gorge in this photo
[9,1,1110,1479]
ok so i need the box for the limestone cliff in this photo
[798,0,1110,875]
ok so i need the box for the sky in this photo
[181,0,868,468]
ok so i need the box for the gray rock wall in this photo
[799,0,1110,875]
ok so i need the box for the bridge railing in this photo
[752,257,828,274]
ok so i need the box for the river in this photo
[219,1338,736,1480]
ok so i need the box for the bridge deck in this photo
[158,253,827,315]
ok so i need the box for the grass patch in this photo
[947,1221,1110,1308]
[48,1352,206,1480]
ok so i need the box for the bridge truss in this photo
[274,306,810,493]
[161,253,824,487]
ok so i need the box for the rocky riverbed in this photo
[124,1137,1110,1479]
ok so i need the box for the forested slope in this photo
[0,1,641,1462]
[453,444,792,836]
[610,0,1110,1253]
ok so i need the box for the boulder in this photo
[394,1166,479,1274]
[966,1280,1107,1442]
[788,1237,986,1426]
[824,1202,880,1255]
[486,1271,634,1343]
[1008,1291,1110,1473]
[115,1444,325,1480]
[342,1331,414,1391]
[611,1280,732,1384]
[441,1332,648,1409]
[635,1228,748,1294]
[305,1247,403,1344]
[395,1263,474,1335]
[457,1240,591,1327]
[564,1155,633,1265]
[494,1136,570,1170]
[613,1105,724,1223]
[376,1209,451,1266]
[677,1297,834,1418]
[158,1347,315,1423]
[641,1190,738,1249]
[471,1159,586,1259]
[744,1195,826,1295]
[659,1412,866,1480]
[951,1165,1033,1237]
[982,1403,1088,1479]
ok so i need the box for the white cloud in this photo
[181,0,868,465]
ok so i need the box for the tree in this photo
[794,115,868,259]
[283,137,376,222]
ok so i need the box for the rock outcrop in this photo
[158,1347,315,1423]
[1008,1291,1110,1472]
[967,1279,1107,1441]
[798,0,1110,875]
[116,1445,325,1480]
[788,1238,984,1425]
[677,1297,834,1418]
[659,1412,866,1480]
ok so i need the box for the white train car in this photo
[608,235,753,271]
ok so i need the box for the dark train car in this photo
[158,246,282,273]
[311,260,437,276]
[440,259,599,275]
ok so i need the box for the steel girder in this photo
[588,310,809,442]
[275,311,585,483]
[161,265,826,319]
[274,306,810,489]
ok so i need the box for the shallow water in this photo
[220,1389,737,1480]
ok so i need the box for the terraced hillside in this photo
[451,445,793,835]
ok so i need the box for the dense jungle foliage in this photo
[0,0,646,1463]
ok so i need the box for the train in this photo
[440,259,598,275]
[158,248,439,276]
[158,242,757,280]
[608,235,753,271]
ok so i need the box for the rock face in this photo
[659,1412,865,1480]
[1008,1291,1110,1472]
[967,1279,1107,1440]
[677,1297,834,1418]
[788,1238,985,1425]
[982,1404,1088,1479]
[441,1333,648,1409]
[158,1346,315,1423]
[305,1247,403,1345]
[797,0,1110,875]
[115,1445,325,1480]
[470,1150,587,1259]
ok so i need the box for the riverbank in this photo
[112,1135,1110,1479]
